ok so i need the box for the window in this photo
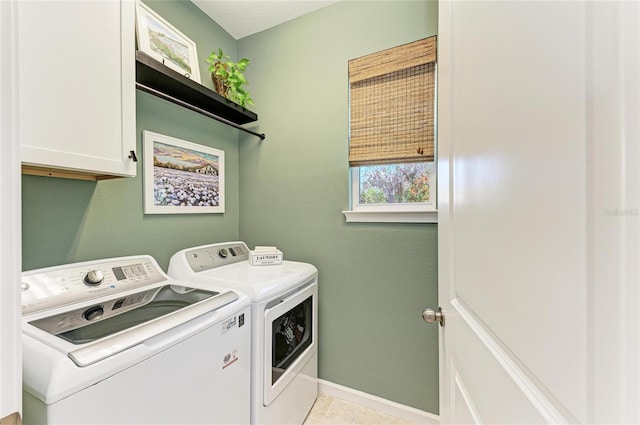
[344,37,437,223]
[347,162,436,223]
[352,162,435,207]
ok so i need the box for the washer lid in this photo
[191,260,317,301]
[21,255,249,366]
[25,286,239,367]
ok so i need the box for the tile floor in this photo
[303,394,417,425]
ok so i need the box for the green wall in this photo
[21,0,439,415]
[237,0,439,413]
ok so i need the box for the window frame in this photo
[343,166,438,223]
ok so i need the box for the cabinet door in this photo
[18,0,136,178]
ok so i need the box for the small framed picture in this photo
[136,1,201,83]
[143,131,224,214]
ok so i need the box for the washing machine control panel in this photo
[21,256,167,315]
[185,242,249,272]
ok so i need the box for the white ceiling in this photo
[191,0,341,40]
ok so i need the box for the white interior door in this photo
[436,1,640,423]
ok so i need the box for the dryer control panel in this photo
[21,256,167,315]
[184,242,249,272]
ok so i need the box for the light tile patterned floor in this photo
[303,394,417,425]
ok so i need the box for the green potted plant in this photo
[206,48,254,108]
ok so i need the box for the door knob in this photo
[422,307,445,327]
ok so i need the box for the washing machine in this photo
[168,241,318,425]
[21,255,251,425]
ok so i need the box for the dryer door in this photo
[263,280,317,406]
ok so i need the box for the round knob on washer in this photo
[83,305,104,321]
[218,248,229,258]
[83,270,104,286]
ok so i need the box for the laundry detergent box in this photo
[249,246,283,266]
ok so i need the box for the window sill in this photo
[342,210,438,223]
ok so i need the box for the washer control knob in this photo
[83,270,104,286]
[218,248,229,259]
[83,305,104,321]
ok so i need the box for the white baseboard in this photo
[317,379,440,425]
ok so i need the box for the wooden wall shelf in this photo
[135,51,260,128]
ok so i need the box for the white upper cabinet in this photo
[18,0,136,180]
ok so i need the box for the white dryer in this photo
[21,255,251,425]
[168,241,318,425]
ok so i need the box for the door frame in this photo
[0,0,23,421]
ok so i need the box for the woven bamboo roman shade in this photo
[348,36,436,166]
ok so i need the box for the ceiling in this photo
[191,0,341,40]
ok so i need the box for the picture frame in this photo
[136,1,201,83]
[143,131,224,214]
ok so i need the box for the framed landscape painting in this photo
[136,1,201,83]
[143,131,224,214]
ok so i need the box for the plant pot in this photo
[211,73,228,97]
